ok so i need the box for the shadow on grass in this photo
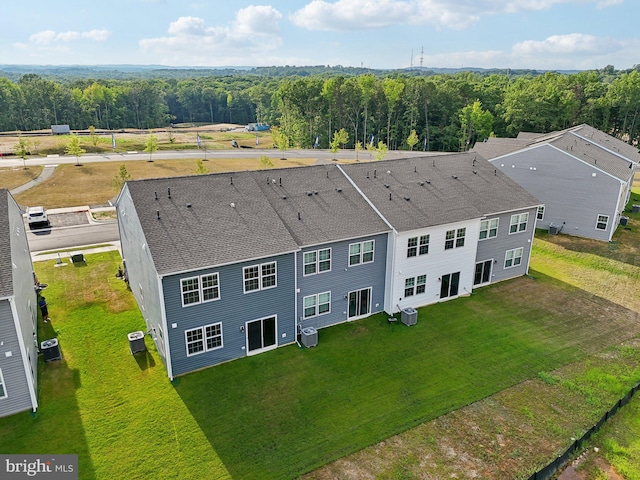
[173,273,640,480]
[0,330,96,479]
[133,349,156,371]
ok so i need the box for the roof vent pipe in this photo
[494,169,497,176]
[374,169,377,178]
[230,176,233,185]
[279,177,282,186]
[154,192,158,201]
[156,211,160,220]
[167,187,171,199]
[414,166,417,173]
[298,212,301,220]
[389,193,392,201]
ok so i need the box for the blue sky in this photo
[1,0,637,70]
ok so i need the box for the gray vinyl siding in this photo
[0,300,33,417]
[163,252,296,376]
[117,186,167,364]
[298,233,388,330]
[492,145,621,241]
[1,193,37,416]
[475,207,538,285]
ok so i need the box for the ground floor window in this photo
[303,292,331,318]
[474,260,492,286]
[246,316,277,354]
[185,323,223,356]
[404,275,426,297]
[504,247,524,268]
[440,272,460,298]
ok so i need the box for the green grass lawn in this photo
[1,249,639,479]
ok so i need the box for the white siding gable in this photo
[390,219,480,313]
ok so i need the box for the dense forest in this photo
[1,65,639,152]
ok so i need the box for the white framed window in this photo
[596,214,609,231]
[479,219,499,240]
[419,235,430,255]
[303,248,331,275]
[404,275,426,297]
[181,277,200,306]
[504,247,524,268]
[349,240,375,266]
[407,237,418,257]
[0,368,6,399]
[509,213,529,234]
[537,206,545,221]
[201,274,220,302]
[445,228,465,250]
[244,262,277,293]
[404,277,415,297]
[409,235,429,257]
[303,292,331,318]
[185,322,223,356]
[181,273,220,307]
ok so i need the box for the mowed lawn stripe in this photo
[1,247,638,479]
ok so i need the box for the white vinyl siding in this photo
[243,262,277,293]
[185,323,223,356]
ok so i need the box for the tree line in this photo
[1,66,639,152]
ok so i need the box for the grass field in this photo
[0,232,639,479]
[13,157,317,208]
[0,125,272,155]
[0,166,43,190]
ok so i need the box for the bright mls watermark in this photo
[1,455,77,479]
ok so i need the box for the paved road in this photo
[27,220,119,252]
[0,148,433,169]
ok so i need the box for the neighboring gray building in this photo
[473,124,639,241]
[0,189,38,417]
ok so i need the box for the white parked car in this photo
[27,206,49,227]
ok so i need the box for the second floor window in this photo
[510,213,529,234]
[445,228,465,250]
[349,240,375,266]
[181,273,220,307]
[304,248,331,275]
[244,262,277,293]
[479,219,499,240]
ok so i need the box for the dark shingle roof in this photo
[252,165,390,247]
[477,125,638,182]
[125,173,300,276]
[341,153,541,232]
[0,190,13,298]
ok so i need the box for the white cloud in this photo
[512,33,623,56]
[291,0,604,31]
[28,29,111,45]
[596,0,623,8]
[418,33,639,70]
[140,6,283,64]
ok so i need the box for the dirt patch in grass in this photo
[0,166,43,190]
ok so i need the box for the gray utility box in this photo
[632,204,640,214]
[620,216,629,226]
[401,307,418,326]
[128,331,146,354]
[41,338,62,362]
[300,327,318,348]
[548,223,560,235]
